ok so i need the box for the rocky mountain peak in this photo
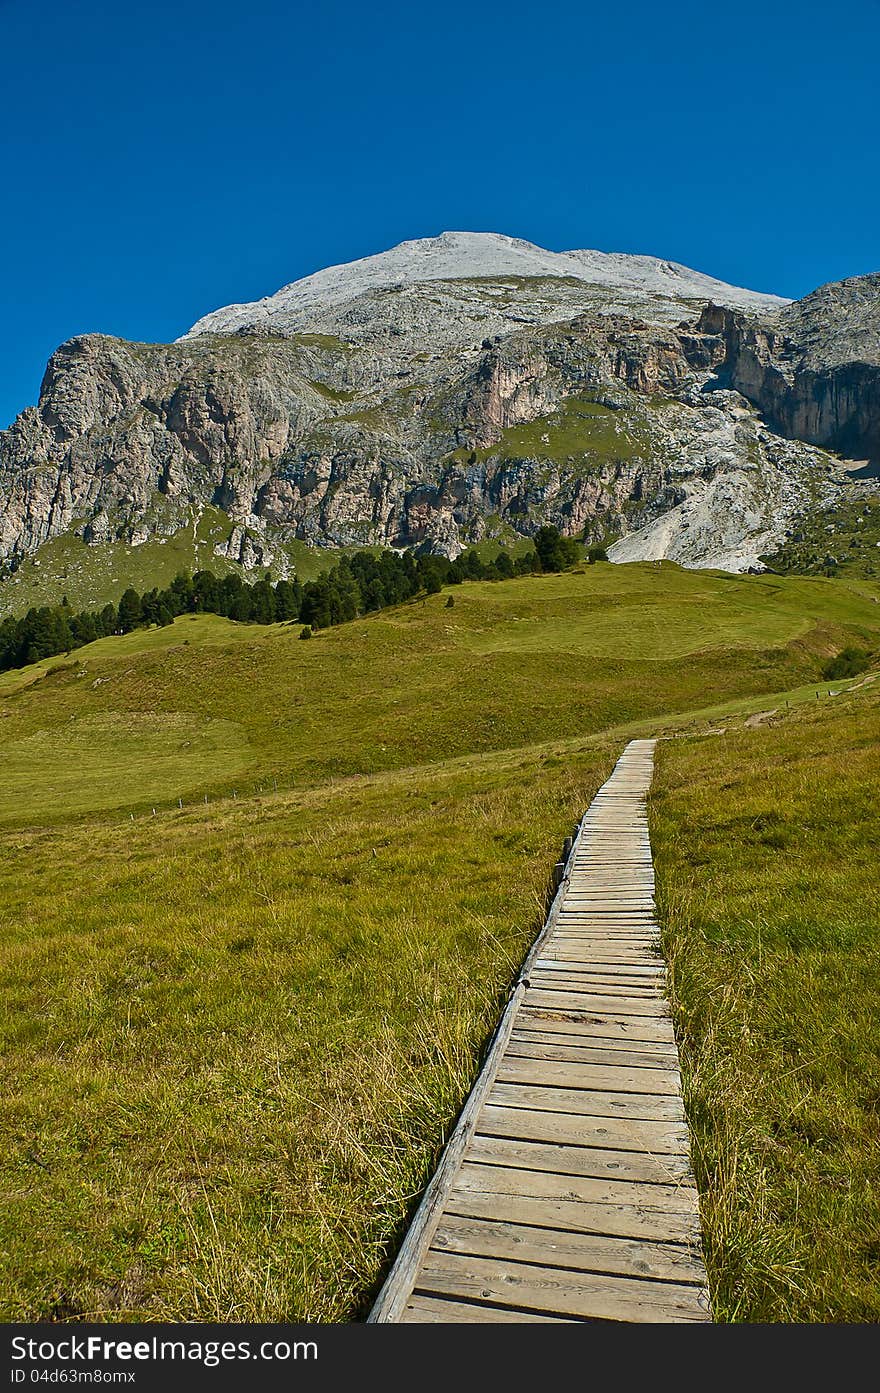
[778,271,880,370]
[181,232,790,341]
[0,238,877,601]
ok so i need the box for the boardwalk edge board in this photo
[369,739,711,1324]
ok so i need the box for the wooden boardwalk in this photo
[369,739,710,1323]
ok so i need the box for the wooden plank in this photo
[506,1038,678,1069]
[403,1293,574,1322]
[552,927,660,936]
[546,942,662,955]
[475,1109,694,1179]
[550,936,662,947]
[550,940,660,949]
[509,1036,678,1065]
[511,1018,676,1047]
[431,1213,705,1285]
[524,989,670,1019]
[488,1079,686,1123]
[534,958,663,976]
[517,1012,675,1039]
[542,950,663,965]
[527,979,665,997]
[517,1008,677,1045]
[563,895,655,903]
[467,1133,696,1189]
[526,980,665,997]
[555,913,658,919]
[414,1251,709,1323]
[546,939,661,951]
[557,912,658,920]
[530,965,661,985]
[496,1056,682,1096]
[552,926,660,937]
[553,928,659,934]
[526,986,663,1008]
[527,976,661,999]
[533,953,661,970]
[548,931,660,940]
[450,1161,699,1221]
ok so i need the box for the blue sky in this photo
[1,0,879,427]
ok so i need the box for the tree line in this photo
[0,526,605,673]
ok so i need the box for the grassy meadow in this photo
[2,563,878,821]
[1,742,614,1320]
[0,507,361,617]
[1,558,879,1320]
[651,678,880,1321]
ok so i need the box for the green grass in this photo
[0,741,614,1320]
[651,678,880,1320]
[0,507,237,616]
[1,565,878,826]
[308,379,357,404]
[0,713,253,822]
[291,332,355,354]
[332,406,393,432]
[763,489,880,578]
[0,518,372,618]
[1,560,880,1320]
[446,395,639,471]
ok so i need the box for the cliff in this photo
[0,234,876,589]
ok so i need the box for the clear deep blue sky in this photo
[2,0,879,427]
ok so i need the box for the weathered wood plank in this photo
[450,1161,699,1220]
[403,1293,575,1322]
[529,969,660,991]
[534,958,664,976]
[517,1008,677,1046]
[511,1020,677,1049]
[550,942,661,950]
[466,1133,697,1189]
[431,1213,705,1285]
[474,1109,693,1179]
[526,980,662,1002]
[496,1056,682,1095]
[487,1080,687,1125]
[414,1251,710,1322]
[506,1038,678,1069]
[524,989,671,1019]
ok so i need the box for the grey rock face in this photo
[0,248,877,578]
[698,279,880,465]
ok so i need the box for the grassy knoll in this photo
[1,560,879,1320]
[651,678,880,1321]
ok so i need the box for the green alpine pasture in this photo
[0,506,360,617]
[1,558,879,1320]
[652,678,880,1321]
[445,394,639,473]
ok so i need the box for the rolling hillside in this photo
[2,562,878,824]
[1,562,878,1320]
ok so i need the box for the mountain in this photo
[181,231,789,337]
[1,233,877,603]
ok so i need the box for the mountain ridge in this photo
[181,231,790,340]
[0,234,877,602]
